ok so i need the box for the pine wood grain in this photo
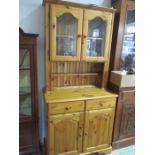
[45,86,117,103]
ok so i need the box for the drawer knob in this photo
[99,103,103,106]
[65,107,71,110]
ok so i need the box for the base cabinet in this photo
[45,89,117,155]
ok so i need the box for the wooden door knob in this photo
[53,24,56,28]
[83,35,87,39]
[77,34,81,38]
[85,132,88,135]
[79,126,82,129]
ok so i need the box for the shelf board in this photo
[19,87,31,95]
[19,66,30,70]
[51,73,100,77]
[56,35,75,39]
[19,92,31,96]
[87,37,103,40]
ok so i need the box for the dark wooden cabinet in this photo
[109,84,135,149]
[19,28,40,155]
[108,0,135,149]
[110,0,135,71]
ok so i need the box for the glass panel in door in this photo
[19,49,32,116]
[121,10,135,71]
[86,17,106,57]
[56,13,77,56]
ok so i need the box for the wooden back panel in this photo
[50,62,103,88]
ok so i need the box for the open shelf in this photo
[52,73,100,77]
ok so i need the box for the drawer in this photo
[121,90,135,102]
[86,98,116,110]
[48,101,84,114]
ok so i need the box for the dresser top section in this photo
[43,0,116,14]
[44,86,118,103]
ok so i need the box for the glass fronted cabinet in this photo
[82,9,112,62]
[19,48,32,116]
[19,28,40,155]
[110,0,135,72]
[120,9,135,71]
[50,4,83,61]
[50,4,114,62]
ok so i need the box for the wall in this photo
[19,0,111,144]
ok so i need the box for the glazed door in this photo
[50,4,83,61]
[19,48,32,117]
[120,8,135,71]
[48,112,84,155]
[82,9,112,62]
[83,108,114,152]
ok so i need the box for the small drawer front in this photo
[48,101,84,114]
[86,98,116,110]
[121,90,135,102]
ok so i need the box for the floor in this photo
[41,145,135,155]
[90,145,135,155]
[110,145,135,155]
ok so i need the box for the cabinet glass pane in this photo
[19,49,32,116]
[19,49,30,69]
[86,17,106,57]
[56,13,77,56]
[121,10,135,71]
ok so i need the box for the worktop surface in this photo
[45,86,117,103]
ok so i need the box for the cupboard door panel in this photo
[83,108,114,152]
[50,4,83,61]
[82,10,112,62]
[48,112,84,155]
[119,104,135,138]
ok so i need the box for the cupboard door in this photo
[50,4,83,61]
[83,108,115,152]
[48,112,84,155]
[19,48,32,116]
[82,10,112,62]
[119,103,135,139]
